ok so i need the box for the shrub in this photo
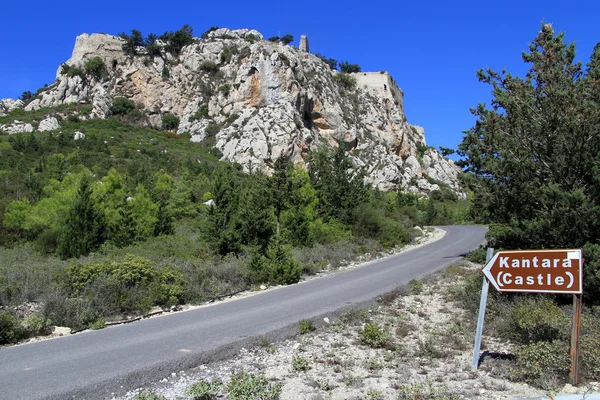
[219,84,231,96]
[110,97,136,116]
[408,279,424,295]
[187,379,222,400]
[509,340,570,389]
[244,33,258,43]
[358,322,390,348]
[162,113,180,130]
[268,36,280,42]
[220,45,238,64]
[227,370,281,399]
[24,314,53,336]
[84,57,108,80]
[0,311,25,344]
[266,242,302,285]
[204,123,221,136]
[333,73,357,90]
[291,355,310,371]
[162,66,169,79]
[199,61,219,74]
[190,104,209,121]
[500,297,569,344]
[280,34,293,45]
[299,319,315,334]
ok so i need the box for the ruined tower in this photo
[299,35,309,53]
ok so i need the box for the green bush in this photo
[509,340,570,389]
[227,370,281,400]
[291,355,310,371]
[84,57,108,80]
[244,34,258,43]
[220,45,238,64]
[266,242,302,285]
[162,113,180,130]
[110,97,136,116]
[500,297,569,344]
[187,379,222,400]
[299,319,315,334]
[0,312,25,344]
[333,73,357,90]
[199,61,219,74]
[190,104,209,121]
[280,34,293,45]
[358,322,390,348]
[408,279,424,295]
[205,123,221,136]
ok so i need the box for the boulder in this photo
[37,117,61,132]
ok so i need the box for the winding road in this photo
[0,225,487,400]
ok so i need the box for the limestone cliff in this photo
[1,28,463,196]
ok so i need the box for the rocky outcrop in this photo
[0,120,34,134]
[0,29,463,197]
[0,99,24,117]
[37,116,61,132]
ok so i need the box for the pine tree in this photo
[56,176,105,259]
[458,23,600,250]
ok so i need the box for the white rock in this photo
[37,117,61,132]
[74,131,85,140]
[0,98,24,116]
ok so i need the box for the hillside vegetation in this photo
[0,105,467,342]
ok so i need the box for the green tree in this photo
[56,176,105,259]
[119,30,144,56]
[280,34,294,45]
[128,185,159,241]
[84,57,108,80]
[339,61,361,73]
[309,145,368,225]
[458,23,600,251]
[161,113,179,131]
[315,53,337,70]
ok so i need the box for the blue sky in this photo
[1,0,598,152]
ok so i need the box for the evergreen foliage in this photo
[56,176,105,259]
[339,61,361,73]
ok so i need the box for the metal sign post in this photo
[570,293,582,385]
[471,247,494,371]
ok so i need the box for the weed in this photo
[359,322,390,348]
[299,319,315,334]
[292,355,311,372]
[187,379,222,400]
[227,370,281,399]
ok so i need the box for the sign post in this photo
[475,249,583,384]
[471,247,494,371]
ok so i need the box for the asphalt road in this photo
[0,225,487,400]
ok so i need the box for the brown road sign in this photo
[482,249,583,294]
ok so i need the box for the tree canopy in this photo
[457,23,600,298]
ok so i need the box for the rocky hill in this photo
[0,28,462,196]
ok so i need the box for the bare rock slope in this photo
[2,28,462,196]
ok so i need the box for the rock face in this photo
[0,29,463,197]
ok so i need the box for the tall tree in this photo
[309,144,368,225]
[457,23,600,250]
[56,176,105,259]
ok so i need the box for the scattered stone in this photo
[74,131,85,140]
